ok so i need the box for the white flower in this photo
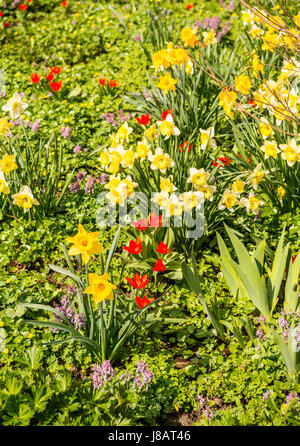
[199,127,215,150]
[157,113,180,140]
[2,92,28,119]
[148,147,175,173]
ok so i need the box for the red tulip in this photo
[30,73,41,84]
[148,213,162,228]
[153,258,165,272]
[237,153,251,163]
[125,273,149,289]
[109,80,119,88]
[133,218,148,230]
[136,114,150,125]
[46,72,54,81]
[122,238,142,255]
[136,295,155,309]
[19,4,28,10]
[49,81,62,92]
[161,109,174,120]
[179,141,193,153]
[50,66,62,75]
[99,78,106,86]
[212,156,232,167]
[156,242,170,254]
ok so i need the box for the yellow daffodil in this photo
[0,154,17,175]
[157,113,180,139]
[249,164,269,189]
[187,168,209,188]
[252,53,264,78]
[165,193,183,217]
[277,185,286,199]
[144,124,158,142]
[232,180,244,196]
[280,139,300,166]
[160,176,177,193]
[0,118,12,137]
[116,122,133,143]
[0,171,10,194]
[136,140,150,159]
[167,48,189,68]
[99,149,111,167]
[261,31,279,51]
[235,73,251,95]
[153,190,169,208]
[240,191,264,214]
[197,184,216,201]
[105,175,137,205]
[219,88,237,119]
[152,49,169,71]
[122,149,136,168]
[203,30,217,45]
[180,191,203,212]
[84,272,116,304]
[259,117,274,139]
[260,140,279,159]
[157,72,177,95]
[148,147,174,173]
[200,127,215,150]
[242,10,254,26]
[294,13,300,28]
[180,27,197,47]
[66,223,104,265]
[218,189,238,212]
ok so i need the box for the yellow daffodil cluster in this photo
[0,94,40,212]
[218,177,264,214]
[259,137,300,166]
[187,167,216,201]
[99,115,182,207]
[66,224,115,305]
[0,153,39,212]
[105,175,137,206]
[242,9,299,52]
[240,9,300,124]
[253,79,300,124]
[152,45,194,75]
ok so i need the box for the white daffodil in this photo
[157,113,180,140]
[12,186,39,212]
[2,92,28,119]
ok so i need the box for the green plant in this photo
[20,226,170,363]
[215,224,296,322]
[0,123,73,218]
